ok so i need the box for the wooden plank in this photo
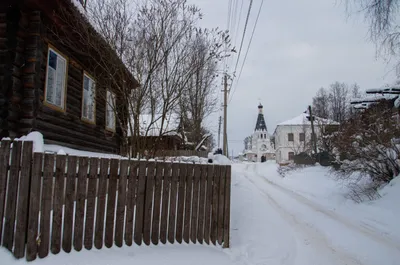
[3,141,22,251]
[38,153,55,258]
[84,158,99,250]
[167,163,179,244]
[73,157,89,251]
[190,164,201,244]
[142,161,155,246]
[183,164,194,244]
[62,156,77,253]
[115,159,129,247]
[0,140,11,242]
[210,165,220,245]
[26,153,43,261]
[125,160,138,246]
[151,162,163,245]
[204,165,215,244]
[14,141,33,258]
[175,163,186,243]
[197,164,208,244]
[217,166,226,245]
[105,159,119,248]
[94,158,109,249]
[134,161,147,245]
[223,166,231,248]
[160,162,171,244]
[50,154,66,255]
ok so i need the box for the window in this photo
[264,134,267,139]
[45,47,67,110]
[299,133,305,142]
[288,152,295,160]
[288,133,294,141]
[82,73,96,123]
[106,91,116,131]
[260,134,263,139]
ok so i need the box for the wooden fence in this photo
[154,150,209,158]
[0,140,231,261]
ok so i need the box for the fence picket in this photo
[197,164,207,244]
[217,166,226,245]
[175,163,186,243]
[3,140,22,251]
[84,158,99,250]
[74,157,89,251]
[26,153,43,261]
[210,165,220,245]
[94,158,109,249]
[50,154,66,255]
[105,159,119,248]
[183,164,194,244]
[190,164,201,244]
[39,153,55,258]
[203,165,214,245]
[0,140,11,243]
[160,162,171,244]
[151,162,163,245]
[125,161,138,246]
[115,160,129,247]
[14,141,33,258]
[134,161,147,245]
[223,166,231,248]
[62,156,77,253]
[167,163,179,244]
[143,161,155,246]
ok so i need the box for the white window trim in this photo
[44,46,68,111]
[81,72,96,124]
[106,90,116,131]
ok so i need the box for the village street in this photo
[2,161,399,265]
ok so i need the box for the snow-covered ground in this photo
[1,161,399,264]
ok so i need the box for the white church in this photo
[243,103,275,162]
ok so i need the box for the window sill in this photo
[81,117,96,125]
[43,101,66,113]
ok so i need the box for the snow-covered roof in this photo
[277,113,339,126]
[129,113,181,137]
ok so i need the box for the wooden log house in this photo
[0,0,139,154]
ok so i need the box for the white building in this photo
[244,104,275,162]
[274,113,338,164]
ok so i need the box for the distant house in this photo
[129,113,183,156]
[273,113,338,164]
[0,0,139,154]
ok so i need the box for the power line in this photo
[231,0,253,79]
[229,0,264,103]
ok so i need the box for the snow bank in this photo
[14,131,44,153]
[212,154,231,165]
[44,144,125,159]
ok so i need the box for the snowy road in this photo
[1,162,399,265]
[229,163,400,265]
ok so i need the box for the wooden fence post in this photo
[223,166,231,248]
[0,140,11,243]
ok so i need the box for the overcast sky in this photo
[188,0,397,155]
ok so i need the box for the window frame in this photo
[288,133,294,142]
[44,45,69,112]
[105,90,117,132]
[81,71,96,124]
[288,152,295,160]
[299,132,305,142]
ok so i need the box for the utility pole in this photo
[223,74,228,156]
[308,105,318,155]
[218,116,222,148]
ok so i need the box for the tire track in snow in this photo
[251,165,400,252]
[242,165,362,265]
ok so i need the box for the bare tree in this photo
[312,87,330,119]
[346,0,400,67]
[329,81,349,123]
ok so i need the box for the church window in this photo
[288,133,294,141]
